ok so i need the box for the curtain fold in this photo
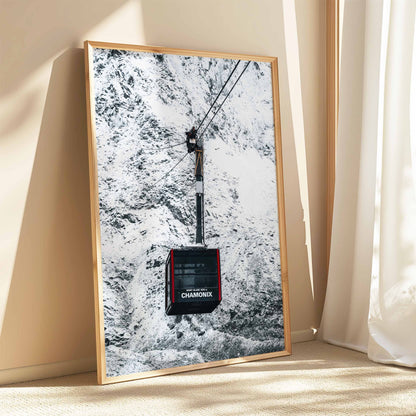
[320,0,416,367]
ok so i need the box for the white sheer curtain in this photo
[320,0,416,367]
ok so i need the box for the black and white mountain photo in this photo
[91,47,284,378]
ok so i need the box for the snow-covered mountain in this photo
[92,47,284,377]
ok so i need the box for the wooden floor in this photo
[1,341,416,416]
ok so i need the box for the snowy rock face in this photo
[92,47,284,378]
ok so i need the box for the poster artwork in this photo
[85,42,290,383]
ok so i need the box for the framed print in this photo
[84,41,290,384]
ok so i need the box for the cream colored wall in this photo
[0,0,326,379]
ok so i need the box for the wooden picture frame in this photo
[326,0,339,269]
[84,41,290,385]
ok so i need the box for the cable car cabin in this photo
[165,248,221,315]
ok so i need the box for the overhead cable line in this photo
[199,61,251,140]
[157,140,187,150]
[153,152,189,186]
[154,61,250,188]
[195,60,241,134]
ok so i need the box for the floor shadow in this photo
[0,49,95,369]
[3,342,416,416]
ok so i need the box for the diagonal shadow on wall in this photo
[0,1,128,97]
[0,49,95,369]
